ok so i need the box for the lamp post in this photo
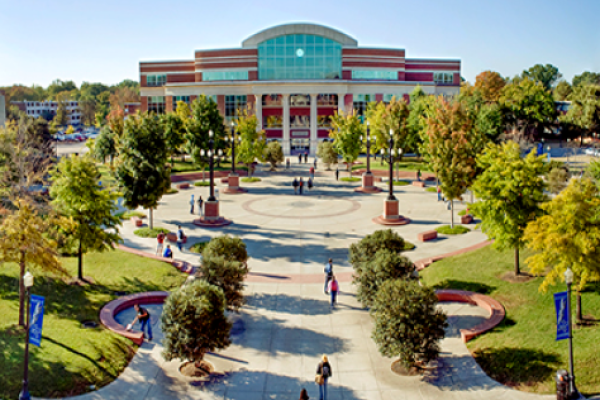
[200,130,215,201]
[356,122,381,193]
[547,145,551,163]
[224,122,246,194]
[228,121,239,174]
[564,267,579,398]
[361,121,371,174]
[19,271,34,400]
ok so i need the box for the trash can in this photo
[555,370,570,400]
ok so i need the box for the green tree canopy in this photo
[316,140,338,170]
[554,81,573,101]
[474,70,506,103]
[371,279,447,369]
[561,84,600,140]
[368,97,415,154]
[524,178,600,323]
[185,95,226,169]
[572,71,600,87]
[201,235,249,264]
[470,141,548,275]
[263,140,284,171]
[521,64,562,91]
[330,110,363,174]
[199,254,248,312]
[50,156,121,281]
[161,112,186,164]
[94,126,117,165]
[235,107,266,175]
[116,113,171,228]
[161,280,231,365]
[349,229,407,268]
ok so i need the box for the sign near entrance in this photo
[291,130,309,137]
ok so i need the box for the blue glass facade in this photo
[258,34,342,80]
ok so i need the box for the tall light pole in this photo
[356,121,382,193]
[564,267,579,398]
[228,121,238,174]
[200,130,215,201]
[19,271,34,400]
[223,122,246,194]
[361,121,371,174]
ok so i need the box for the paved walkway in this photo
[61,161,560,400]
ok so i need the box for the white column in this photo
[310,93,318,156]
[337,93,345,115]
[282,94,290,155]
[255,94,262,132]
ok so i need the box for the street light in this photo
[564,267,579,398]
[360,121,371,174]
[202,130,216,202]
[227,122,241,174]
[19,271,34,400]
[380,130,400,201]
[547,145,551,163]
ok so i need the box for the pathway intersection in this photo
[62,162,557,400]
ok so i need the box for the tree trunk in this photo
[149,208,154,230]
[18,252,25,327]
[576,289,582,324]
[450,200,454,228]
[78,238,83,281]
[514,246,520,276]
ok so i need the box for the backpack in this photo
[299,181,303,187]
[324,263,332,275]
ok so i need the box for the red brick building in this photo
[140,23,461,155]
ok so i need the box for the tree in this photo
[185,95,226,172]
[235,107,266,176]
[330,110,363,176]
[474,70,506,103]
[263,140,284,171]
[407,86,432,154]
[561,84,600,142]
[79,98,97,126]
[0,200,66,326]
[524,178,600,323]
[316,140,338,170]
[423,97,488,227]
[353,249,415,308]
[521,64,562,91]
[368,97,415,154]
[161,112,186,165]
[50,156,121,281]
[109,87,140,110]
[554,81,573,101]
[54,93,71,126]
[94,126,117,165]
[199,255,248,312]
[371,279,447,369]
[116,113,171,229]
[499,78,557,140]
[47,79,77,99]
[161,280,232,367]
[202,234,249,264]
[470,142,547,275]
[547,167,569,194]
[572,71,600,88]
[349,229,407,268]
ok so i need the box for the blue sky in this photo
[1,0,599,87]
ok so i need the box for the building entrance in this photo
[290,138,309,155]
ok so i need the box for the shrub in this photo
[547,167,569,194]
[436,225,470,235]
[340,177,360,182]
[371,279,447,369]
[426,187,437,193]
[161,280,231,365]
[458,209,466,216]
[392,180,410,186]
[165,188,178,194]
[202,235,249,264]
[134,227,170,238]
[194,181,210,187]
[199,254,249,312]
[353,249,415,308]
[189,241,208,254]
[349,229,407,268]
[122,211,146,219]
[317,141,339,170]
[241,177,261,183]
[264,141,284,171]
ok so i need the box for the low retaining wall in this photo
[414,240,493,271]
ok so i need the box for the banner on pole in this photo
[554,291,570,341]
[29,295,45,347]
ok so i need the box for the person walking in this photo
[304,152,308,163]
[130,304,153,341]
[190,194,195,214]
[324,258,333,294]
[176,225,185,251]
[299,388,310,400]
[417,169,422,182]
[309,166,315,181]
[335,168,339,181]
[156,232,165,256]
[437,186,442,202]
[298,153,302,164]
[315,355,332,400]
[299,178,304,195]
[307,178,313,191]
[293,178,299,195]
[163,244,173,259]
[314,157,317,170]
[327,275,339,308]
[215,187,219,200]
[286,158,290,169]
[197,195,203,216]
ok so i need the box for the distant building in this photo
[124,102,141,117]
[139,23,461,155]
[0,90,5,127]
[11,100,82,126]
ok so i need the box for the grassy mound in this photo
[436,225,470,235]
[116,211,147,220]
[403,241,416,251]
[189,241,209,254]
[340,177,361,182]
[194,181,210,187]
[165,188,178,195]
[420,246,600,395]
[241,177,261,183]
[134,227,170,238]
[392,180,410,186]
[0,250,185,399]
[426,187,437,193]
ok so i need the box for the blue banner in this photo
[554,291,570,341]
[29,295,45,347]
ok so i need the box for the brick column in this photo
[141,97,148,112]
[282,94,290,155]
[310,93,318,156]
[166,96,173,113]
[217,95,225,117]
[255,94,262,131]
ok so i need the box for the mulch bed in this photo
[179,360,214,378]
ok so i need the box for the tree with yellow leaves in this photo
[524,178,600,323]
[0,200,67,326]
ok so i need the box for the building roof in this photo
[242,23,358,48]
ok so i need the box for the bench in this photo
[412,181,426,188]
[461,214,474,224]
[131,217,143,227]
[417,230,438,242]
[176,183,190,189]
[167,232,187,244]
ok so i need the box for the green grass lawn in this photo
[351,157,432,173]
[436,225,470,235]
[420,246,600,396]
[340,177,361,182]
[0,250,186,399]
[241,177,261,183]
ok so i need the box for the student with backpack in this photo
[299,178,304,195]
[324,258,333,294]
[327,275,339,308]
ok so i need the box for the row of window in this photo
[26,102,78,107]
[352,70,398,80]
[147,74,167,86]
[433,72,454,84]
[262,94,338,107]
[263,115,333,129]
[203,71,248,81]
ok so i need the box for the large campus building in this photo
[139,23,461,155]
